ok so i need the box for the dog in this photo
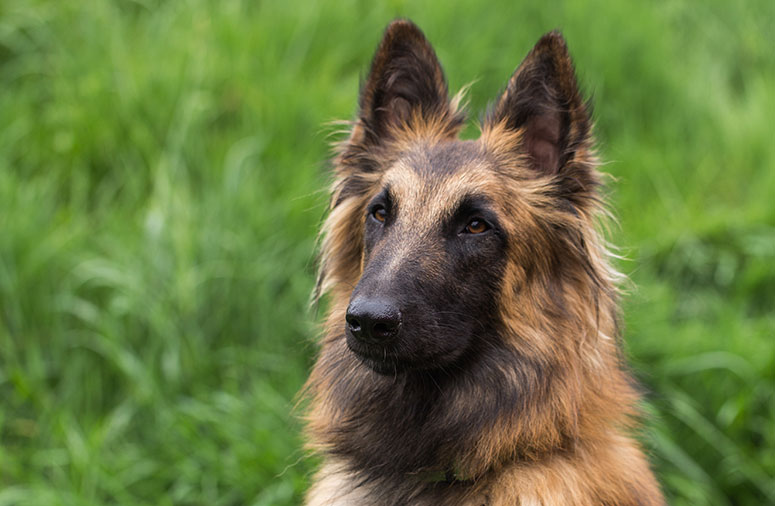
[302,19,665,505]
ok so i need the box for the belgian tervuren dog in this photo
[303,19,665,505]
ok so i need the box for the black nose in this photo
[346,297,402,344]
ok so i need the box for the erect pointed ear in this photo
[485,31,592,174]
[352,19,463,146]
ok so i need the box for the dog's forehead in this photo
[401,140,484,176]
[382,140,500,212]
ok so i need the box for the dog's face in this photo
[346,142,508,373]
[326,20,596,375]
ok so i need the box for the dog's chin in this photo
[356,355,404,375]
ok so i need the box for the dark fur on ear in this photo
[343,19,465,166]
[487,31,592,175]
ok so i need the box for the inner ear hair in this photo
[523,106,566,174]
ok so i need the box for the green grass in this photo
[0,0,773,504]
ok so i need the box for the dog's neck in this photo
[307,332,583,480]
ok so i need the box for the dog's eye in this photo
[372,205,387,223]
[464,218,489,234]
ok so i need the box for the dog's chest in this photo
[305,463,490,506]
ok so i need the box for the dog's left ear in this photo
[485,31,591,175]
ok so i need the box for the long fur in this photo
[302,19,665,506]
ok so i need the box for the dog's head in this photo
[319,20,605,375]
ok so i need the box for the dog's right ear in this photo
[344,20,463,157]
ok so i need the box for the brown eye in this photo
[465,218,489,234]
[372,206,387,223]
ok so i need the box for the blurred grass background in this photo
[0,0,773,504]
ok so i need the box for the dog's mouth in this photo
[345,336,406,374]
[345,330,459,375]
